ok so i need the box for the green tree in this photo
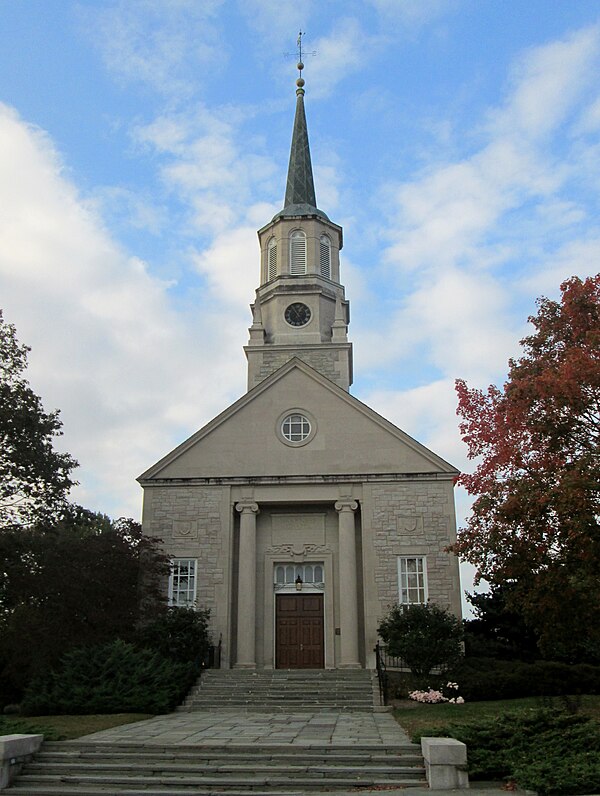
[378,603,464,680]
[464,584,539,661]
[0,507,169,696]
[453,275,600,659]
[0,310,77,527]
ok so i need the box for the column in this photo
[335,499,361,668]
[235,501,259,668]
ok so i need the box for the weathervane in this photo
[284,30,316,81]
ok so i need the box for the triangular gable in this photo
[138,358,457,482]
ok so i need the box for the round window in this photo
[276,409,317,447]
[281,413,311,442]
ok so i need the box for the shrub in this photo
[21,639,197,715]
[135,606,211,667]
[449,657,600,702]
[415,710,600,795]
[378,603,463,680]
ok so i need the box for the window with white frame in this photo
[281,413,311,442]
[267,237,277,280]
[274,562,324,587]
[319,235,331,278]
[289,230,307,274]
[398,556,428,604]
[168,559,197,607]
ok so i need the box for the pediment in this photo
[139,359,457,482]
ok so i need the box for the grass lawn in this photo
[393,694,600,740]
[0,713,154,740]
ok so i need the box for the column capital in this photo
[236,501,259,515]
[335,499,358,513]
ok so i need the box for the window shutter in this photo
[290,231,307,275]
[268,238,277,280]
[319,235,331,278]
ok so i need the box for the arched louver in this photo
[267,237,277,281]
[319,235,331,278]
[290,230,307,275]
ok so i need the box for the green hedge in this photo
[451,658,600,701]
[21,639,198,715]
[415,710,600,795]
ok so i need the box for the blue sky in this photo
[2,1,600,607]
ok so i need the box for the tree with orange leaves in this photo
[453,275,600,661]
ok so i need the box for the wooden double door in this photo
[276,594,324,669]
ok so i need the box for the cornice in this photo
[139,471,458,488]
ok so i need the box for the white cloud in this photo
[488,25,600,141]
[192,224,261,311]
[133,107,278,236]
[78,0,226,97]
[0,103,244,518]
[360,24,600,390]
[309,20,381,100]
[238,0,315,43]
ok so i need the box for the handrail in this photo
[374,641,389,706]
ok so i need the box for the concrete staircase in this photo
[9,741,427,793]
[179,668,376,712]
[8,669,428,793]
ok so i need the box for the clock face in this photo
[284,302,312,327]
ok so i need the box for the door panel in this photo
[276,594,324,669]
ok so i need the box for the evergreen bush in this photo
[415,710,600,795]
[135,606,211,666]
[378,603,463,680]
[450,657,600,701]
[21,639,197,715]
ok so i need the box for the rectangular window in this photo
[398,556,428,604]
[168,559,197,607]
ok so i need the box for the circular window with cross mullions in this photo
[276,409,317,447]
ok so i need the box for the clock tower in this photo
[245,62,353,391]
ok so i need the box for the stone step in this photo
[34,753,423,766]
[13,774,427,791]
[5,789,310,795]
[24,762,424,776]
[200,670,371,676]
[13,742,426,793]
[183,670,376,713]
[41,741,419,753]
[186,686,372,693]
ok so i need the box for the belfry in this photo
[138,57,462,670]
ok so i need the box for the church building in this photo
[138,63,462,670]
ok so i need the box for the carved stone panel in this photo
[172,519,198,539]
[271,514,326,547]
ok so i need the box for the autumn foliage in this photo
[453,275,600,660]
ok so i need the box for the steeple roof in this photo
[272,75,329,222]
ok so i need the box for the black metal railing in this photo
[202,634,222,669]
[374,642,389,705]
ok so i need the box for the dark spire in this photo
[273,46,329,222]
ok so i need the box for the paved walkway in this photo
[80,709,410,746]
[77,710,536,793]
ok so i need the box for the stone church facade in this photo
[138,67,462,670]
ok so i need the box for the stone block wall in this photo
[143,485,230,633]
[259,349,342,385]
[368,480,460,615]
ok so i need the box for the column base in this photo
[337,662,362,669]
[233,662,257,669]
